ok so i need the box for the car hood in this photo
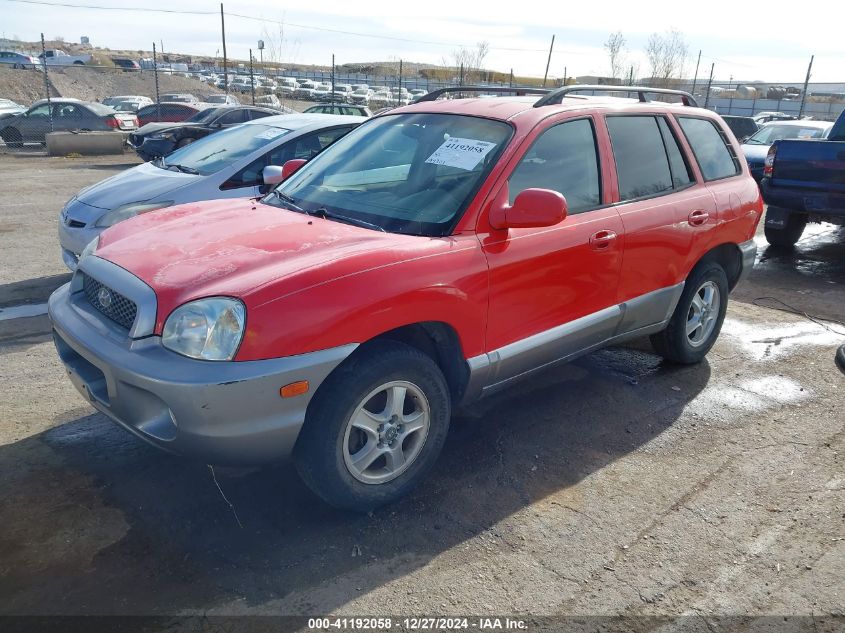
[741,143,770,164]
[134,121,203,136]
[75,161,200,210]
[95,197,433,331]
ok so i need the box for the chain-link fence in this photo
[2,49,844,154]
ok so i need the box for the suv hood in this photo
[95,198,430,331]
[75,161,199,210]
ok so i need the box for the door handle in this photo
[688,209,709,226]
[589,230,617,250]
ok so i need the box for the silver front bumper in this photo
[48,281,356,465]
[735,238,758,287]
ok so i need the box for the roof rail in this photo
[415,86,550,103]
[533,85,699,108]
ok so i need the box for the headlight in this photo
[94,201,174,228]
[162,298,246,361]
[78,235,99,263]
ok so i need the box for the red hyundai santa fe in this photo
[49,86,763,510]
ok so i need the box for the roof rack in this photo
[533,85,698,108]
[414,86,550,103]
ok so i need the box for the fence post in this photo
[249,48,255,105]
[703,63,714,109]
[40,33,53,135]
[152,42,161,121]
[398,59,403,106]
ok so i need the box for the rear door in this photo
[480,115,625,384]
[604,114,716,311]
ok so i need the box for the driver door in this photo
[478,116,624,387]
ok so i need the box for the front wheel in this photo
[650,263,729,364]
[294,341,451,511]
[1,128,23,148]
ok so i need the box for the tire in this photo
[294,340,451,511]
[650,262,729,364]
[1,128,23,148]
[764,212,806,248]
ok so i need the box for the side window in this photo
[217,109,247,126]
[507,118,601,213]
[248,109,272,121]
[656,117,693,188]
[55,104,82,119]
[26,104,51,117]
[606,116,673,201]
[678,117,740,181]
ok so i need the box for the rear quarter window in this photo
[678,117,741,181]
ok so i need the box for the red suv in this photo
[49,86,762,510]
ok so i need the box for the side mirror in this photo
[262,165,285,186]
[489,188,567,230]
[281,158,307,180]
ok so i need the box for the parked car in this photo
[312,83,332,101]
[330,84,353,103]
[349,88,373,105]
[57,113,360,269]
[111,58,141,72]
[0,98,26,122]
[0,51,40,69]
[759,109,845,246]
[294,81,319,100]
[136,102,206,126]
[128,105,281,161]
[49,87,762,510]
[720,115,758,142]
[741,119,833,183]
[206,94,240,105]
[752,111,795,125]
[158,93,200,104]
[254,95,295,112]
[38,49,91,66]
[0,99,137,147]
[304,104,372,117]
[102,95,153,110]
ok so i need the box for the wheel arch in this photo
[693,242,743,291]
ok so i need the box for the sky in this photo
[1,0,844,83]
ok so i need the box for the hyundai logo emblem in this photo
[97,287,113,309]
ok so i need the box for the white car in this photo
[102,95,154,109]
[58,114,362,270]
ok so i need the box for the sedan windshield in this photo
[158,123,291,176]
[744,124,830,145]
[267,113,512,236]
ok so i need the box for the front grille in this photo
[82,273,138,330]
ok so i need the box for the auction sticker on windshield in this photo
[425,137,496,171]
[254,128,286,140]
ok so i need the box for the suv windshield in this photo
[266,113,512,236]
[745,124,829,145]
[158,123,291,176]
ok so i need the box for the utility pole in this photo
[691,50,701,94]
[331,54,335,100]
[704,62,715,109]
[627,65,633,86]
[220,3,228,94]
[798,54,814,118]
[542,34,555,88]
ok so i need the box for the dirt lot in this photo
[0,65,311,110]
[0,154,843,631]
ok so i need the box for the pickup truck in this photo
[760,109,845,246]
[39,49,92,66]
[48,86,762,510]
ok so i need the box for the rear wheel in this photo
[650,262,729,364]
[764,212,806,248]
[294,341,451,511]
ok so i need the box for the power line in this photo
[1,0,577,54]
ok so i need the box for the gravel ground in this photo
[0,154,843,632]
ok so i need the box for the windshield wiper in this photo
[265,190,305,212]
[311,207,386,233]
[164,163,200,174]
